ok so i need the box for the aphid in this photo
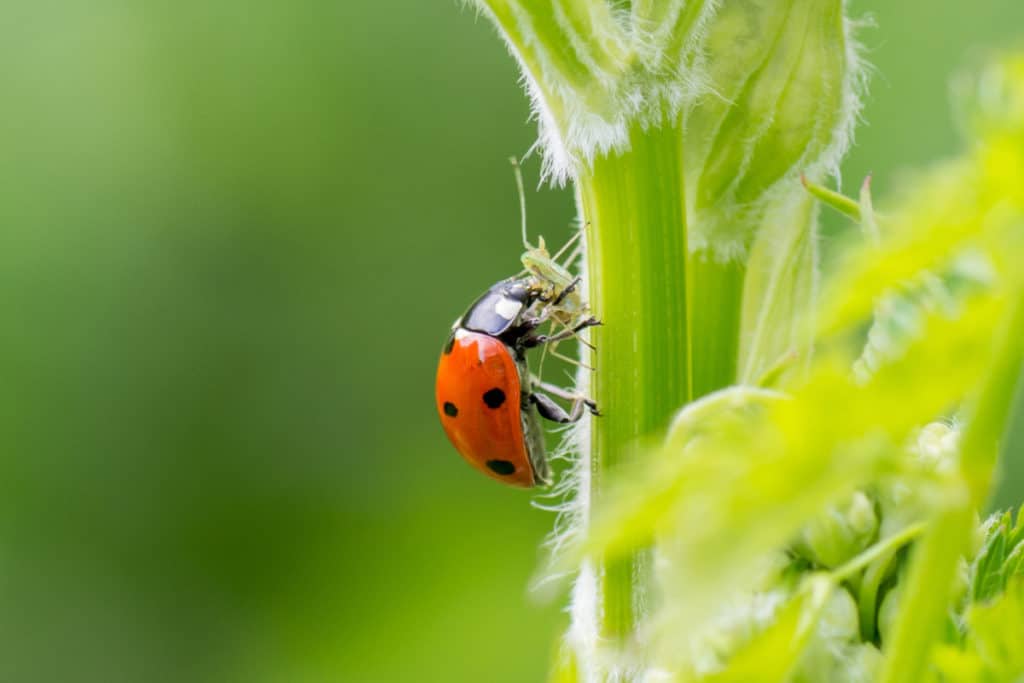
[509,157,595,369]
[510,158,589,322]
[435,278,599,487]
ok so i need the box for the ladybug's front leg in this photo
[529,390,600,423]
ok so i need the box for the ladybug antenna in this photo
[510,156,532,250]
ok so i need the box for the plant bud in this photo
[798,491,879,569]
[791,588,861,682]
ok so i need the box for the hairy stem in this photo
[577,121,753,677]
[578,122,690,652]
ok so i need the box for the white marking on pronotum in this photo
[494,297,521,321]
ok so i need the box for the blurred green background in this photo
[0,2,1022,682]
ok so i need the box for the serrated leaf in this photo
[853,252,995,382]
[935,577,1024,683]
[971,507,1024,602]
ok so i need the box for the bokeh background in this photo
[1,2,1022,682]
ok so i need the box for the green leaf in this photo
[963,577,1024,679]
[738,190,817,385]
[853,251,995,382]
[801,174,862,222]
[971,506,1024,602]
[934,577,1024,683]
[703,575,835,683]
[685,0,858,257]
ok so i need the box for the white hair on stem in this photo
[467,0,722,185]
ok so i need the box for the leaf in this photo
[817,173,1018,342]
[738,190,817,385]
[934,577,1024,683]
[853,251,995,382]
[703,576,835,683]
[685,0,858,257]
[971,506,1024,602]
[966,577,1024,678]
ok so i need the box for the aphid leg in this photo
[525,316,601,347]
[529,390,600,423]
[546,343,595,371]
[558,241,584,270]
[549,230,582,263]
[543,322,595,368]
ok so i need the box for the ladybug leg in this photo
[530,391,600,423]
[530,381,601,419]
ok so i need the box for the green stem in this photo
[578,122,690,650]
[578,123,752,670]
[689,255,745,399]
[831,522,925,584]
[877,506,973,683]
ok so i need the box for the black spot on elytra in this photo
[482,388,506,409]
[442,333,456,355]
[486,459,515,475]
[443,402,458,417]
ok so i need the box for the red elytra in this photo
[435,329,539,487]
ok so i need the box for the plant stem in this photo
[877,505,973,683]
[578,120,752,668]
[689,255,745,399]
[578,122,690,649]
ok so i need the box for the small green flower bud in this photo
[798,491,879,568]
[915,422,960,474]
[791,588,861,683]
[794,642,883,683]
[878,422,961,538]
[818,586,860,644]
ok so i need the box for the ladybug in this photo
[435,277,599,487]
